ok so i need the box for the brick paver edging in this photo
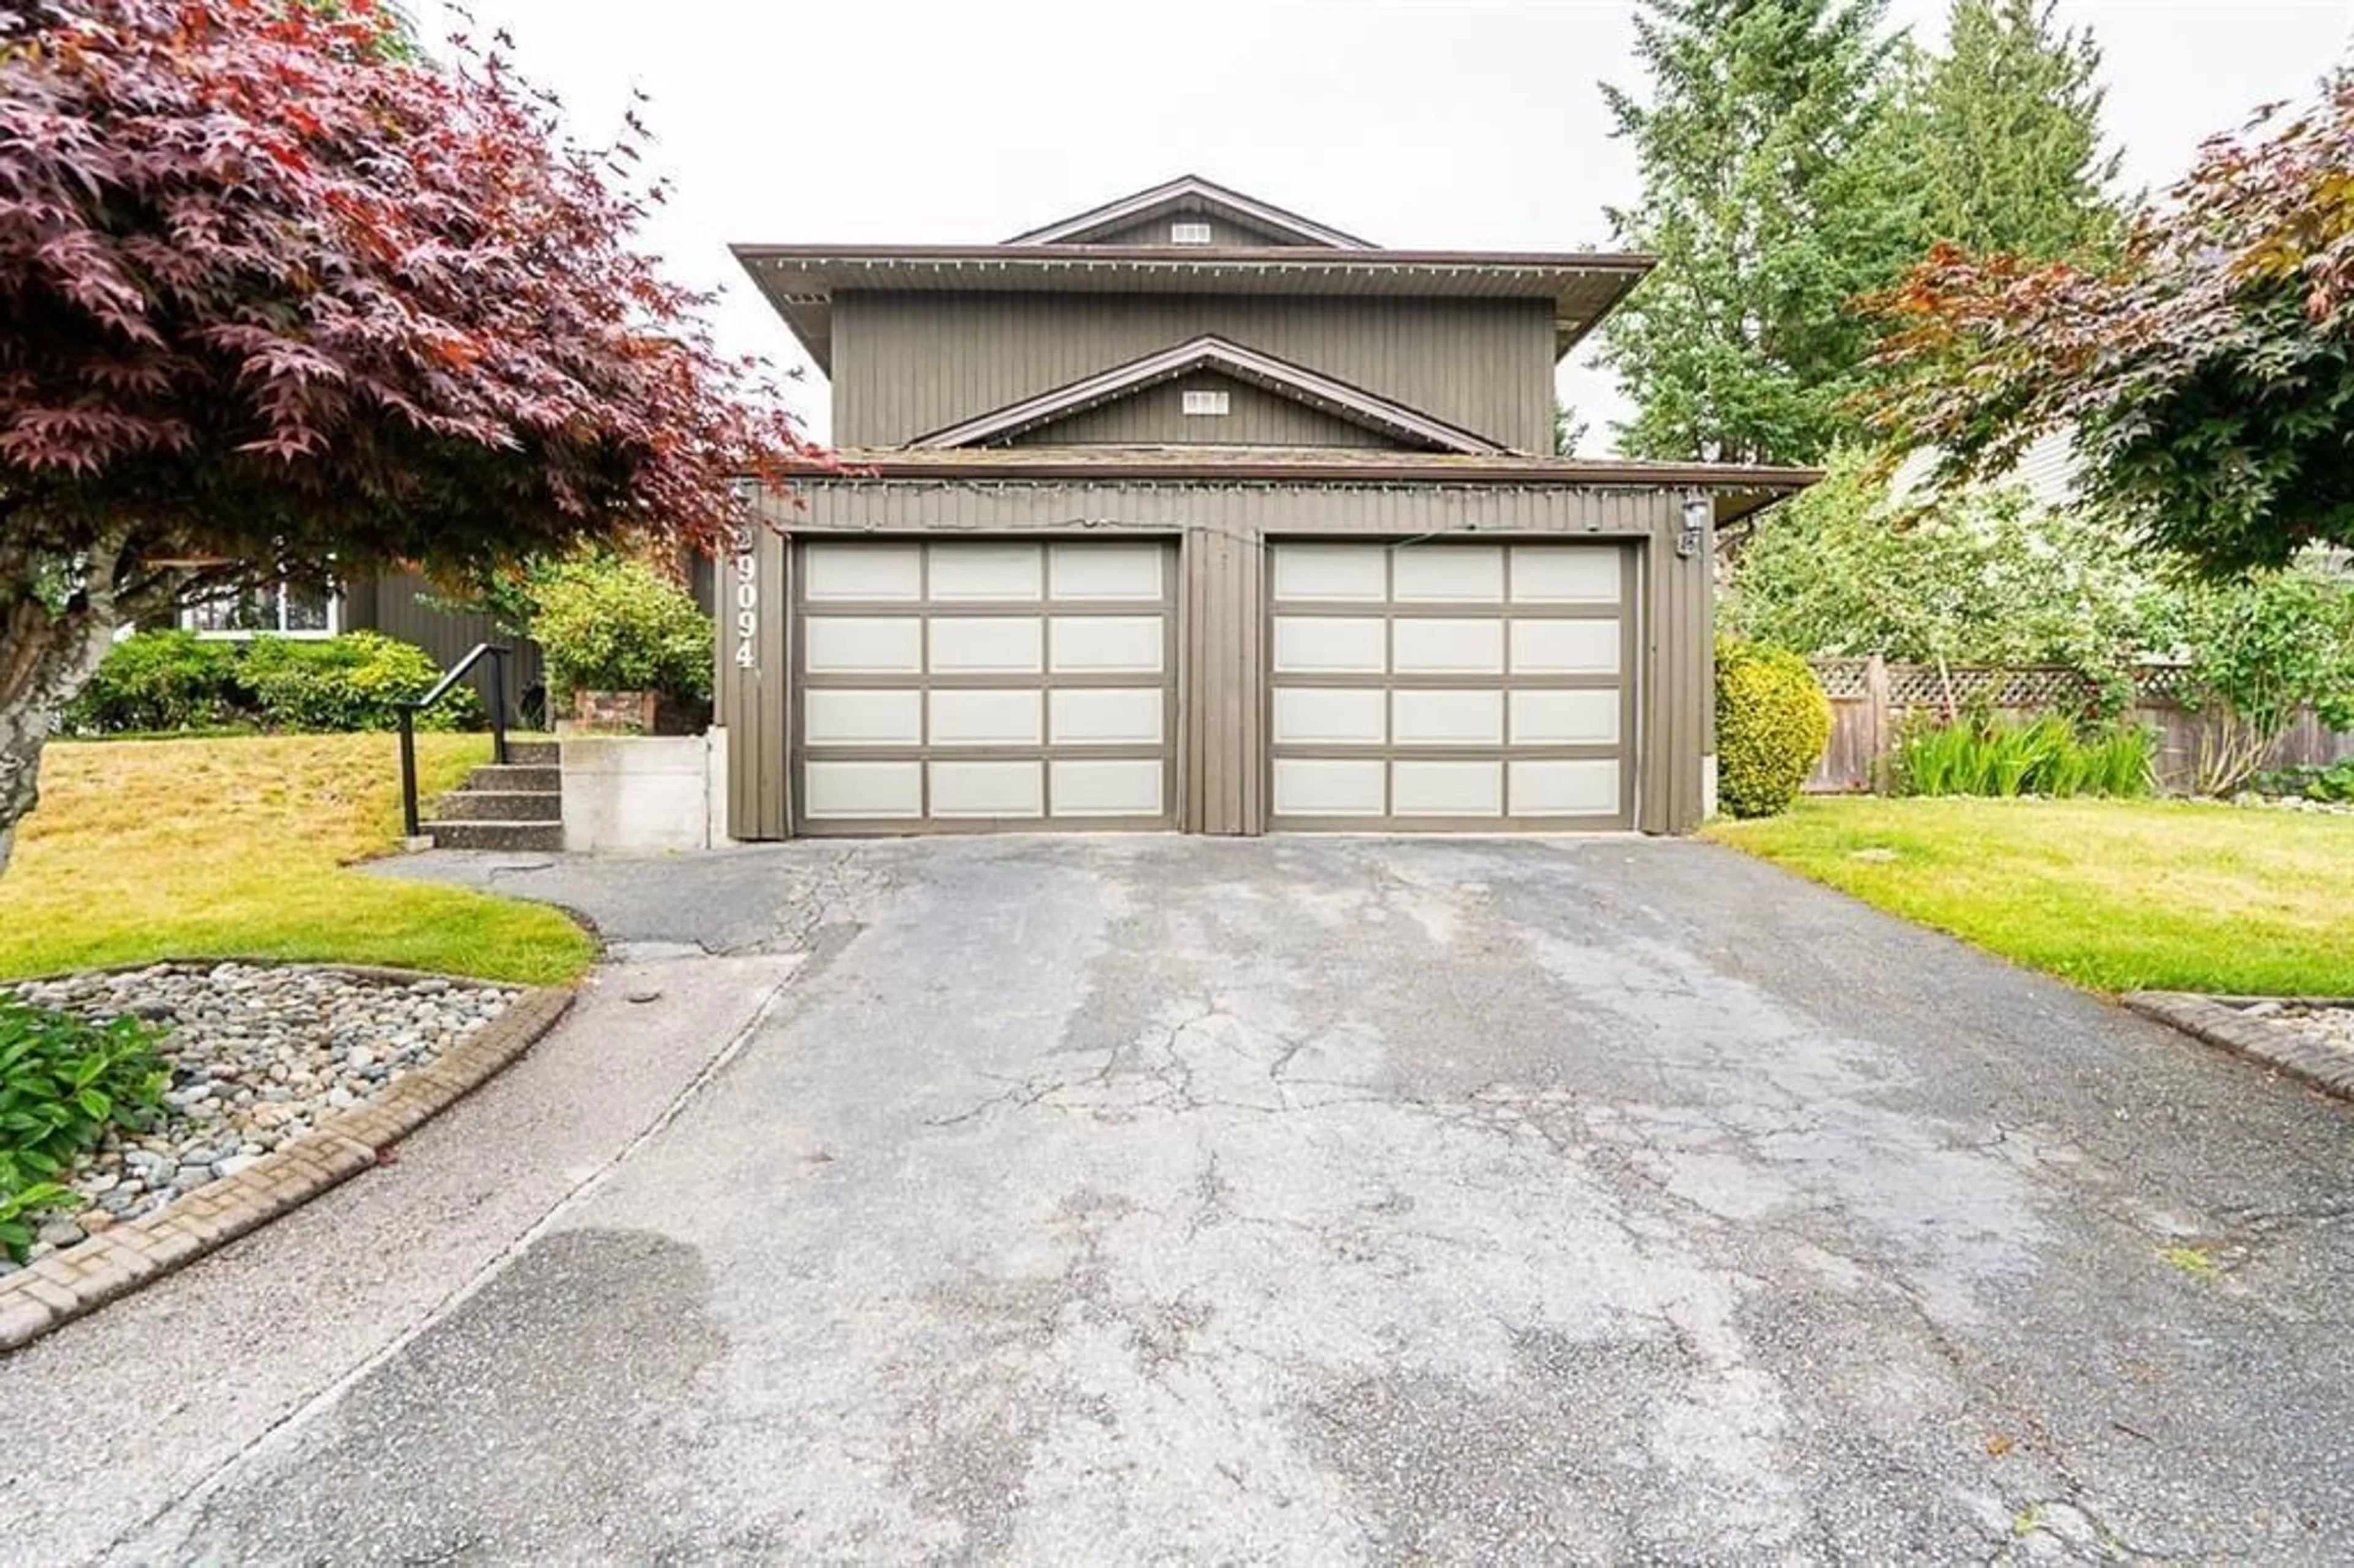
[2124,992,2354,1103]
[0,983,575,1354]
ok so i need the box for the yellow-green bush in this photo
[1715,638,1832,818]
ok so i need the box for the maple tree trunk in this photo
[0,527,165,879]
[0,604,120,878]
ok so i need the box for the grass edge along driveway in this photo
[0,734,595,987]
[1706,796,2354,997]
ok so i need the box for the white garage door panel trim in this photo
[928,759,1046,818]
[1049,688,1164,746]
[1273,757,1387,816]
[928,688,1044,747]
[803,688,923,747]
[802,760,923,819]
[1392,546,1504,603]
[1049,542,1163,600]
[803,544,922,603]
[1273,687,1387,746]
[1050,758,1164,816]
[1268,541,1636,831]
[927,542,1043,602]
[803,617,924,675]
[793,539,1176,834]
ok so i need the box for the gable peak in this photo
[1005,175,1375,249]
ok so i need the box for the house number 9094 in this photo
[732,536,758,669]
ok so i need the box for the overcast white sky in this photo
[419,0,2354,452]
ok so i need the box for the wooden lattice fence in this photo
[1803,655,2354,794]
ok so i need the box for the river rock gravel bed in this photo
[1,963,519,1272]
[2238,1000,2354,1060]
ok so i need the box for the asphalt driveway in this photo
[113,837,2354,1560]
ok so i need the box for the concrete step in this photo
[504,739,562,766]
[432,788,561,823]
[424,820,566,852]
[459,763,560,793]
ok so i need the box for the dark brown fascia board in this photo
[733,241,1656,272]
[911,335,1509,455]
[1004,174,1376,248]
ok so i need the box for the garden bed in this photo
[1,962,519,1272]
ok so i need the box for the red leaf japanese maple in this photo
[0,0,832,869]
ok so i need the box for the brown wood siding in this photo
[1010,372,1392,449]
[735,481,1702,841]
[836,292,1556,452]
[1083,215,1314,248]
[715,531,791,839]
[1638,509,1712,834]
[355,570,544,722]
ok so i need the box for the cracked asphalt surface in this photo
[136,835,2354,1562]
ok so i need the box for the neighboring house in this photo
[170,570,548,722]
[1886,426,2081,512]
[719,175,1815,838]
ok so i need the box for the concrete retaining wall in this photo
[560,733,730,853]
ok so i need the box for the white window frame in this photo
[180,579,343,640]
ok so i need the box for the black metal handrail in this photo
[398,644,510,839]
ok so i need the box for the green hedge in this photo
[65,631,484,736]
[1715,638,1832,819]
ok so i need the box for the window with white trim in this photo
[180,580,341,638]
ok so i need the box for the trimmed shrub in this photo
[63,631,480,736]
[530,554,712,704]
[1715,638,1832,818]
[238,633,481,732]
[62,630,238,733]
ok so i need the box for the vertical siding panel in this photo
[1198,525,1224,834]
[722,512,791,840]
[1238,520,1265,834]
[844,294,1553,451]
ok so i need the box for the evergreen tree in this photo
[1598,0,1903,465]
[1893,0,2124,262]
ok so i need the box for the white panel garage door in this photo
[793,540,1175,832]
[1268,542,1634,830]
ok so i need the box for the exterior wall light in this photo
[1678,496,1712,559]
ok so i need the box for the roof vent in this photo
[1170,220,1214,246]
[1182,389,1231,417]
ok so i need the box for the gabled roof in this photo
[912,335,1508,454]
[1005,175,1373,248]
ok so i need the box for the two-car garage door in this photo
[788,537,1633,834]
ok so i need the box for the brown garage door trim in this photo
[790,537,1181,836]
[1263,539,1640,832]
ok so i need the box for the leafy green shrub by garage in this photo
[530,554,712,704]
[1715,639,1832,818]
[0,1002,169,1261]
[64,632,480,736]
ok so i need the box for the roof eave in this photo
[779,449,1822,523]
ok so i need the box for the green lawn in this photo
[0,734,595,986]
[1706,796,2354,996]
